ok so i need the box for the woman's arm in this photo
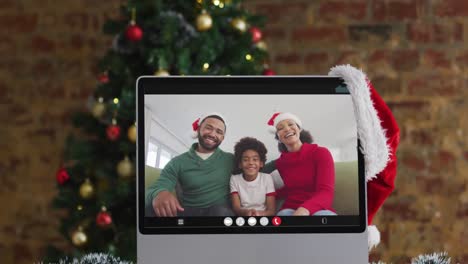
[300,147,335,215]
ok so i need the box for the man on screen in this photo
[146,113,235,217]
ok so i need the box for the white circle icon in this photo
[259,217,269,226]
[248,217,257,226]
[235,217,245,226]
[224,217,233,226]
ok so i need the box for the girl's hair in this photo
[233,137,267,174]
[275,129,313,153]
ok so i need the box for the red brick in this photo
[368,50,389,64]
[319,1,367,22]
[407,22,463,43]
[304,52,329,64]
[407,74,461,96]
[409,129,434,146]
[401,154,426,170]
[455,50,468,67]
[435,0,468,17]
[392,50,420,71]
[292,26,347,43]
[334,50,362,65]
[63,12,95,31]
[262,28,286,40]
[429,150,456,173]
[31,60,54,76]
[386,100,428,111]
[372,0,422,21]
[253,3,307,24]
[0,14,38,33]
[0,36,14,54]
[0,0,16,9]
[31,35,55,53]
[275,53,301,64]
[422,49,451,69]
[70,34,84,50]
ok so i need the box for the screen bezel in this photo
[137,76,366,235]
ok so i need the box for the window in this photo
[146,142,158,167]
[146,139,176,169]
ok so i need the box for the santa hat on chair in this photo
[329,65,400,251]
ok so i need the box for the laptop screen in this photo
[137,76,366,234]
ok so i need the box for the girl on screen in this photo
[230,137,277,216]
[264,112,336,216]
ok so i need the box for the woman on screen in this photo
[263,112,336,216]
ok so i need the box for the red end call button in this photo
[272,216,282,226]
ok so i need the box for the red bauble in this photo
[106,125,121,141]
[263,69,276,75]
[56,167,70,185]
[250,27,262,43]
[125,24,143,42]
[96,210,113,228]
[98,73,109,83]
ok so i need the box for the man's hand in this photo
[293,207,310,216]
[152,191,184,217]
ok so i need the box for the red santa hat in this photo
[329,65,400,251]
[191,112,227,139]
[267,112,303,133]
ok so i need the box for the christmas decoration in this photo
[47,1,271,262]
[56,253,133,264]
[56,167,70,185]
[249,27,262,43]
[79,179,95,200]
[127,124,137,143]
[98,72,109,83]
[255,40,267,51]
[91,97,106,118]
[154,69,170,76]
[411,252,450,264]
[262,69,275,75]
[107,119,121,141]
[117,156,134,178]
[329,65,400,250]
[71,227,87,247]
[96,206,113,228]
[125,9,143,42]
[196,10,213,31]
[231,18,247,32]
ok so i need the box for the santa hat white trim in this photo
[368,225,381,250]
[267,112,303,134]
[328,65,390,182]
[191,112,227,139]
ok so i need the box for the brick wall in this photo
[1,0,467,263]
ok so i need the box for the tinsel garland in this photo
[56,252,451,264]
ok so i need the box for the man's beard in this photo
[198,133,221,151]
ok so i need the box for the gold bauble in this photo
[231,18,247,32]
[127,124,137,143]
[91,101,106,118]
[79,179,95,199]
[196,11,213,31]
[154,69,170,76]
[256,41,268,51]
[71,227,87,247]
[117,156,134,178]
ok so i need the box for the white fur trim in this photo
[368,225,381,250]
[268,112,302,134]
[329,65,390,181]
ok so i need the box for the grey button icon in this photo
[236,217,245,226]
[321,217,327,224]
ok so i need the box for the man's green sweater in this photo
[146,143,234,208]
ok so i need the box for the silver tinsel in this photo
[53,253,133,264]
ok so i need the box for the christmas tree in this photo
[46,0,271,262]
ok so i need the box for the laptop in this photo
[137,76,368,263]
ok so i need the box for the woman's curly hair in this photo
[233,137,267,175]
